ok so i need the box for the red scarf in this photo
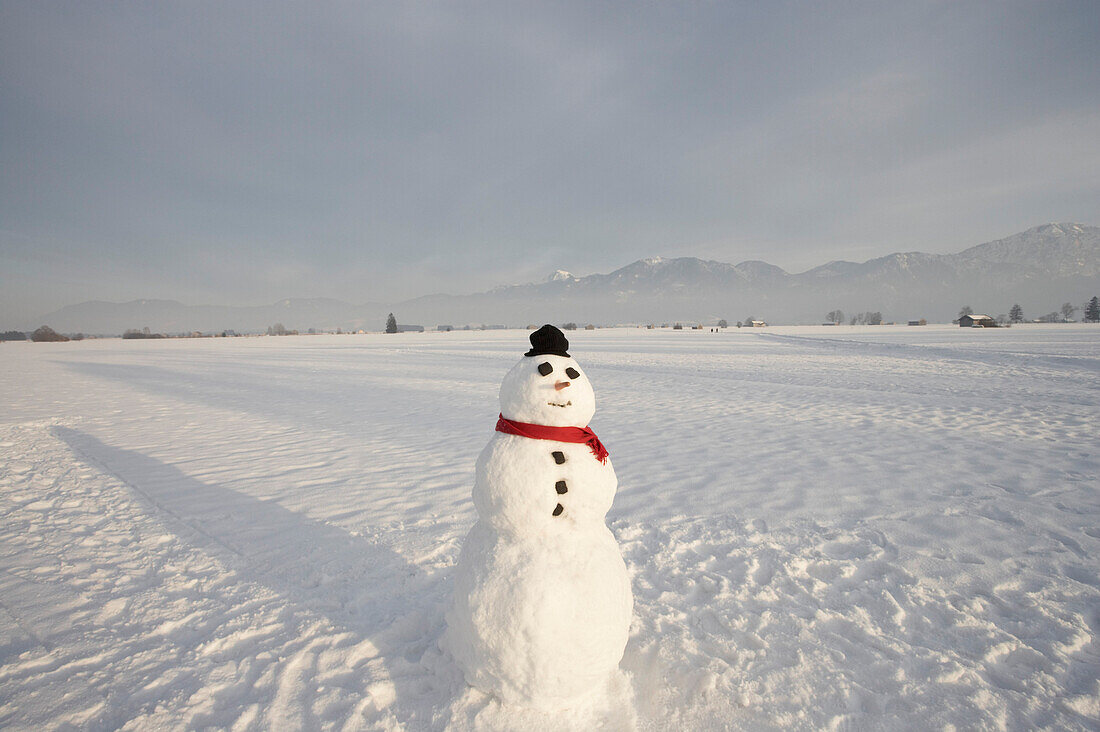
[495,413,609,464]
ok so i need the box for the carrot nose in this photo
[554,381,570,391]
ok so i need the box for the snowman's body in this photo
[443,333,633,710]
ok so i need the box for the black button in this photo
[556,480,568,494]
[552,504,564,516]
[551,451,565,464]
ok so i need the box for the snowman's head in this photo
[498,325,596,427]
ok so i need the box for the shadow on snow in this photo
[51,426,460,728]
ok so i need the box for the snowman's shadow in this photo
[51,426,459,726]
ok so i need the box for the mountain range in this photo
[25,223,1100,334]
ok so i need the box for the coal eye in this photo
[538,362,553,376]
[565,367,580,379]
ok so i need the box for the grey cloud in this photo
[1,1,1098,322]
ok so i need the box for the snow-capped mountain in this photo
[949,223,1099,278]
[25,223,1100,333]
[394,223,1098,326]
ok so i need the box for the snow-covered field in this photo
[2,324,1098,730]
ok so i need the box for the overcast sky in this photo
[2,2,1099,320]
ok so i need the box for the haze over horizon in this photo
[3,2,1100,322]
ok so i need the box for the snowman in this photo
[443,324,633,710]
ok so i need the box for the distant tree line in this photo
[32,325,69,342]
[850,311,883,325]
[1,326,86,341]
[267,323,299,336]
[818,309,885,325]
[123,327,164,339]
[971,297,1100,325]
[11,297,1096,344]
[811,299,1100,327]
[1,326,78,341]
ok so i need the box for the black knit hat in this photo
[525,324,570,357]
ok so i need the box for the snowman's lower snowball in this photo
[444,518,632,709]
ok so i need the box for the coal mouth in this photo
[547,400,573,408]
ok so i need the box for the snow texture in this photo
[1,324,1099,730]
[443,353,632,709]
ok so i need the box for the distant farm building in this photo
[908,320,926,326]
[748,320,766,328]
[958,314,995,328]
[397,324,425,333]
[437,325,453,331]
